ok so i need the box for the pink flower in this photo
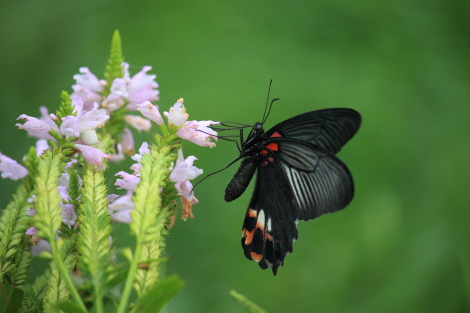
[74,144,111,168]
[123,115,152,132]
[74,102,109,131]
[110,144,125,162]
[137,101,163,125]
[170,149,203,183]
[115,171,141,191]
[61,203,77,228]
[164,99,188,126]
[170,149,202,220]
[31,239,51,256]
[108,192,134,224]
[0,152,28,180]
[130,142,150,173]
[16,107,59,140]
[125,63,159,107]
[177,120,219,148]
[174,180,198,221]
[36,139,49,156]
[103,79,127,111]
[72,67,106,110]
[100,63,160,111]
[122,128,135,156]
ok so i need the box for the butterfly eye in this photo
[255,123,263,131]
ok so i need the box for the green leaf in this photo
[0,183,32,284]
[230,290,267,313]
[134,274,184,313]
[55,91,75,121]
[33,149,63,241]
[19,284,43,312]
[57,301,88,313]
[0,283,24,313]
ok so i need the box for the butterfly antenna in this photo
[191,156,242,194]
[261,79,273,124]
[263,97,279,125]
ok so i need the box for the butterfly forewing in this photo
[267,108,361,154]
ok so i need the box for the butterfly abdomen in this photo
[224,159,257,202]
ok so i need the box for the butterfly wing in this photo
[241,159,299,275]
[272,139,354,220]
[241,139,354,274]
[241,108,360,274]
[266,108,361,154]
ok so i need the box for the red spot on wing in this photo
[270,132,282,138]
[266,142,279,152]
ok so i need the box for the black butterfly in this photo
[212,99,361,275]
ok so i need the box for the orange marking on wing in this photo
[251,252,263,262]
[247,209,257,218]
[243,228,254,245]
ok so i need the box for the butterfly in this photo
[212,97,361,275]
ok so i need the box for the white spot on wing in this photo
[257,210,266,228]
[267,218,272,232]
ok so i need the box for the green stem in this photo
[49,240,87,313]
[93,287,104,313]
[117,238,142,313]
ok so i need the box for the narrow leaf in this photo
[230,290,267,313]
[134,274,184,313]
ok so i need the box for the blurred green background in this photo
[1,0,469,312]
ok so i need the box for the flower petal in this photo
[0,152,28,180]
[75,144,110,168]
[137,101,163,125]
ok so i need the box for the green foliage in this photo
[104,107,127,140]
[133,205,172,297]
[0,283,24,313]
[67,169,80,209]
[134,274,184,313]
[77,165,113,309]
[0,183,32,285]
[23,147,39,190]
[230,290,266,313]
[32,150,63,242]
[0,31,207,313]
[103,30,124,96]
[20,270,51,312]
[55,91,75,121]
[43,237,77,312]
[130,146,173,244]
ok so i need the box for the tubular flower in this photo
[177,120,219,148]
[0,152,28,180]
[164,99,188,126]
[72,67,106,110]
[137,101,163,125]
[170,149,203,220]
[74,144,111,168]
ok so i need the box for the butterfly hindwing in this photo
[241,160,299,275]
[266,139,354,220]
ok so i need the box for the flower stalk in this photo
[0,30,222,313]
